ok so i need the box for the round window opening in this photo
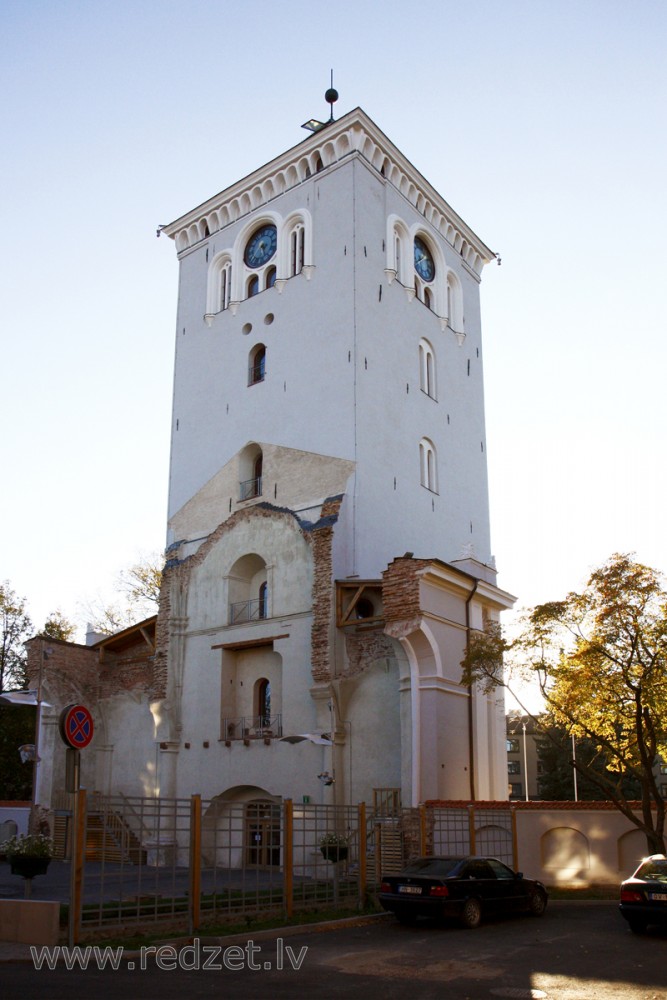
[242,323,252,335]
[264,313,274,325]
[354,598,375,620]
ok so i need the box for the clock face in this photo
[414,237,435,282]
[244,225,277,268]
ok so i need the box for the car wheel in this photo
[528,889,548,917]
[396,911,418,926]
[460,897,482,929]
[627,918,648,934]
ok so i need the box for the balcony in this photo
[223,715,282,741]
[229,597,268,625]
[239,476,262,501]
[248,359,266,385]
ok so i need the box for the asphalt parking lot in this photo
[2,901,666,999]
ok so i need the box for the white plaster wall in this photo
[167,154,493,577]
[335,660,402,804]
[514,808,658,886]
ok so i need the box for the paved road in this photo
[3,902,666,1000]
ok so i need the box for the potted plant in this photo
[319,832,348,863]
[2,833,53,879]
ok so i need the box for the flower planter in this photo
[320,846,348,863]
[7,855,51,879]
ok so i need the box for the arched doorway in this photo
[245,799,281,867]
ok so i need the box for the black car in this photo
[378,855,548,928]
[619,854,667,933]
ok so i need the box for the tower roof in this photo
[161,108,495,276]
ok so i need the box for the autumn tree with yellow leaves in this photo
[462,554,667,853]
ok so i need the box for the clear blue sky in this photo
[2,0,666,643]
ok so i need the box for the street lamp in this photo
[30,644,52,832]
[522,719,529,802]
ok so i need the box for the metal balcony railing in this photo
[223,714,282,740]
[239,476,262,501]
[229,597,268,625]
[248,360,266,385]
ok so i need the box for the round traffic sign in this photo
[59,704,94,749]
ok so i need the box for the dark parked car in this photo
[619,854,667,933]
[378,855,548,928]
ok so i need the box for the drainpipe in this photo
[465,580,479,802]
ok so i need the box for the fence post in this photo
[189,794,202,935]
[468,803,476,855]
[419,804,427,855]
[68,787,87,947]
[357,802,366,909]
[511,805,518,870]
[284,798,293,920]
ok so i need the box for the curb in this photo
[0,911,393,964]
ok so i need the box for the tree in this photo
[0,705,34,800]
[41,610,76,642]
[536,725,642,802]
[0,582,32,692]
[462,554,667,854]
[79,553,163,635]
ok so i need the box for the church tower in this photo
[157,104,514,811]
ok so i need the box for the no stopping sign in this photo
[59,704,94,749]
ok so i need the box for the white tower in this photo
[156,105,514,813]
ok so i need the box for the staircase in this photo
[85,812,146,864]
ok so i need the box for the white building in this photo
[31,105,514,830]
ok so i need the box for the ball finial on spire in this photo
[325,70,338,120]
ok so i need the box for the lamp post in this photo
[30,644,52,833]
[522,719,529,802]
[571,733,579,802]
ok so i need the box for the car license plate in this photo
[649,892,667,901]
[398,885,422,894]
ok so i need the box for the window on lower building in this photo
[508,761,521,775]
[506,739,520,753]
[248,345,266,385]
[239,444,263,501]
[257,677,271,723]
[509,783,523,798]
[258,581,268,619]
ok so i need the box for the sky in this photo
[2,0,666,658]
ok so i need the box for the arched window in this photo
[419,437,438,493]
[248,275,259,297]
[239,444,263,500]
[253,452,263,493]
[248,344,266,386]
[228,552,267,623]
[220,261,232,311]
[258,582,268,620]
[257,678,271,723]
[394,233,402,282]
[206,252,233,318]
[419,340,436,399]
[446,271,464,333]
[265,266,277,289]
[289,225,305,276]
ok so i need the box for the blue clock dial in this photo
[414,237,435,282]
[244,225,277,268]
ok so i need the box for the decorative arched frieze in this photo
[165,111,493,278]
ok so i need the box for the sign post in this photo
[58,704,94,947]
